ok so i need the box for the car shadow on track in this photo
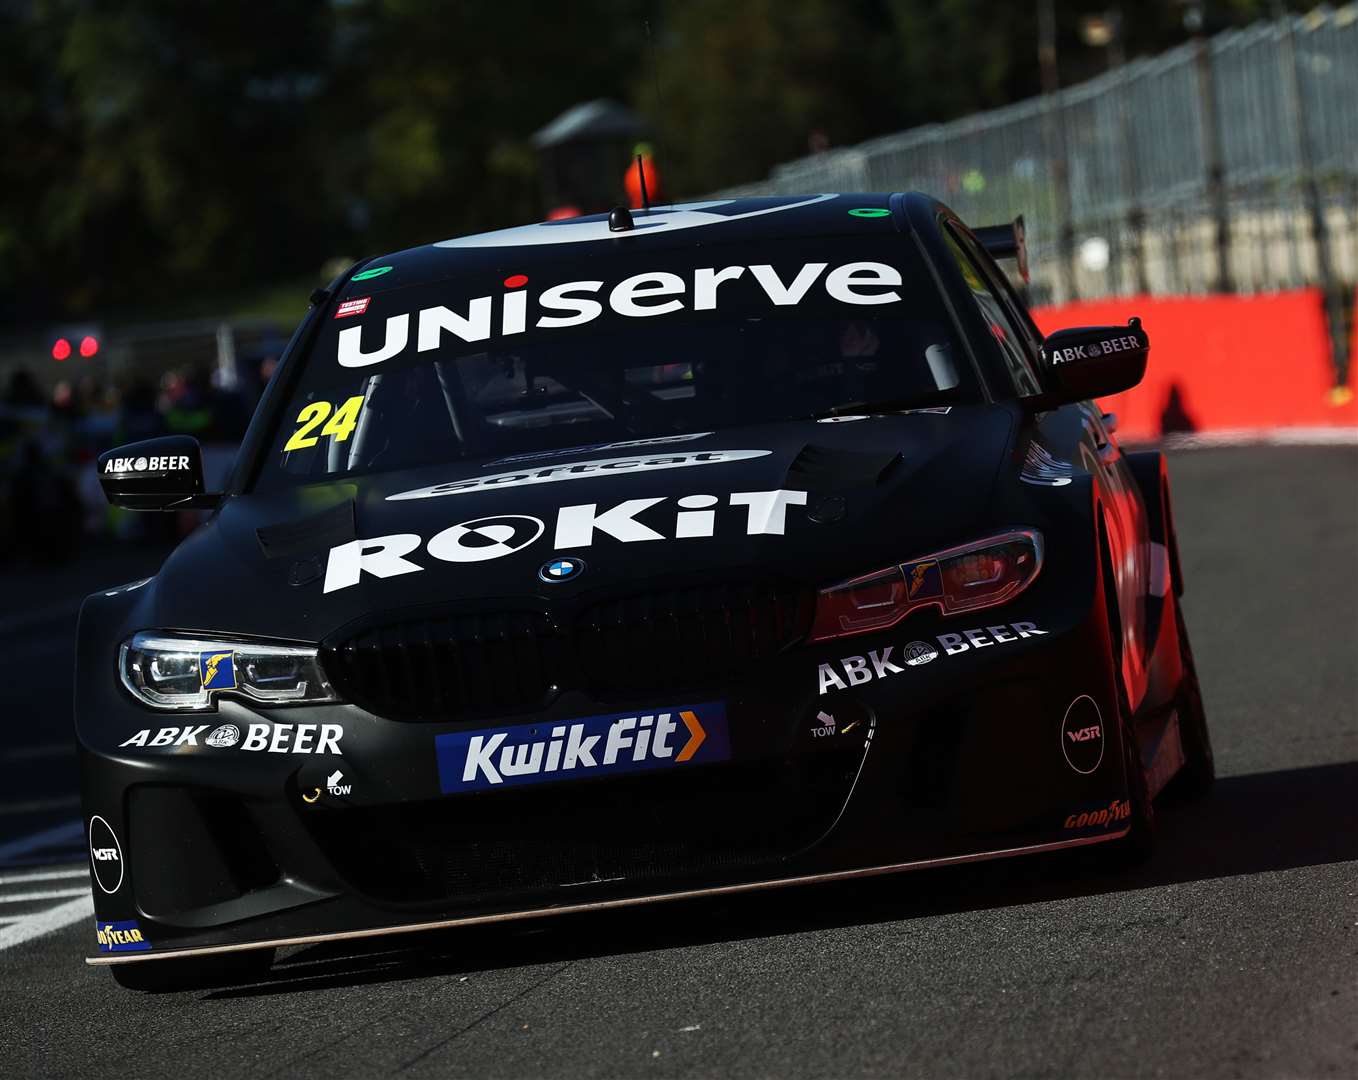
[203,760,1358,1000]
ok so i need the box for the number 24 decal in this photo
[283,395,364,453]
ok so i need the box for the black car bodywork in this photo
[78,193,1212,988]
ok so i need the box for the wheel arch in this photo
[1124,449,1184,597]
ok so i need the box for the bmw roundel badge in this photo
[539,557,585,583]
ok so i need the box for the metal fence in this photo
[714,4,1358,312]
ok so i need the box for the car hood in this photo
[142,405,1018,641]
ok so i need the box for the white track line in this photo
[0,819,84,863]
[0,867,88,886]
[0,893,93,952]
[0,887,89,903]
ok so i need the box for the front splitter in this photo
[87,829,1125,965]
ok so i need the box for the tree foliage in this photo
[0,0,1301,320]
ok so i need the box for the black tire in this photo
[1162,599,1215,801]
[109,947,275,993]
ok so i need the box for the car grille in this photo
[304,747,861,907]
[321,579,815,722]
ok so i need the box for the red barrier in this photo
[1033,291,1357,440]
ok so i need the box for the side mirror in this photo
[1037,318,1148,407]
[97,436,221,511]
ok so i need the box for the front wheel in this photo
[109,947,275,993]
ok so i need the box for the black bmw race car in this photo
[80,193,1213,990]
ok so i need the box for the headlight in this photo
[809,529,1044,642]
[119,632,339,711]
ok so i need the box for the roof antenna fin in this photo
[636,153,650,212]
[643,16,672,208]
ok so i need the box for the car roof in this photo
[338,193,945,297]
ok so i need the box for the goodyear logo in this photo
[435,702,730,793]
[1063,799,1131,831]
[95,919,150,953]
[199,650,236,692]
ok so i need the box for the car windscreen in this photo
[254,236,976,490]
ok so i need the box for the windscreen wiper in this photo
[811,394,954,420]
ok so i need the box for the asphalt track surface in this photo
[1,445,1354,1079]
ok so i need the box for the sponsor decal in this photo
[351,265,393,281]
[205,723,241,748]
[88,815,124,895]
[335,296,371,319]
[388,450,770,501]
[902,640,938,666]
[817,622,1047,695]
[119,723,343,754]
[433,195,835,249]
[1063,798,1130,831]
[95,919,150,953]
[436,702,729,792]
[489,433,714,467]
[1020,442,1074,487]
[102,455,191,474]
[335,254,905,369]
[199,650,236,692]
[323,488,809,593]
[848,208,891,218]
[1047,333,1143,365]
[906,560,942,601]
[1060,695,1105,774]
[428,514,545,562]
[539,556,584,582]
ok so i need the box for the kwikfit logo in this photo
[337,261,905,368]
[435,703,729,793]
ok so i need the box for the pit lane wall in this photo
[1033,289,1358,441]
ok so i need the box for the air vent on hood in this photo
[784,444,902,492]
[255,501,355,560]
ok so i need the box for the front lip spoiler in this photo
[87,829,1126,965]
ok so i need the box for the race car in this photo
[79,193,1213,990]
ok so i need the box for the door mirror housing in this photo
[1033,318,1148,408]
[97,436,221,511]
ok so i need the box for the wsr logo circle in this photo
[1060,695,1105,774]
[88,815,124,894]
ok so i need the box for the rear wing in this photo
[974,215,1029,284]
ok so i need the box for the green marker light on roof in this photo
[352,266,394,281]
[848,208,891,218]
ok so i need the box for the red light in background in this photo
[79,335,99,357]
[51,338,72,361]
